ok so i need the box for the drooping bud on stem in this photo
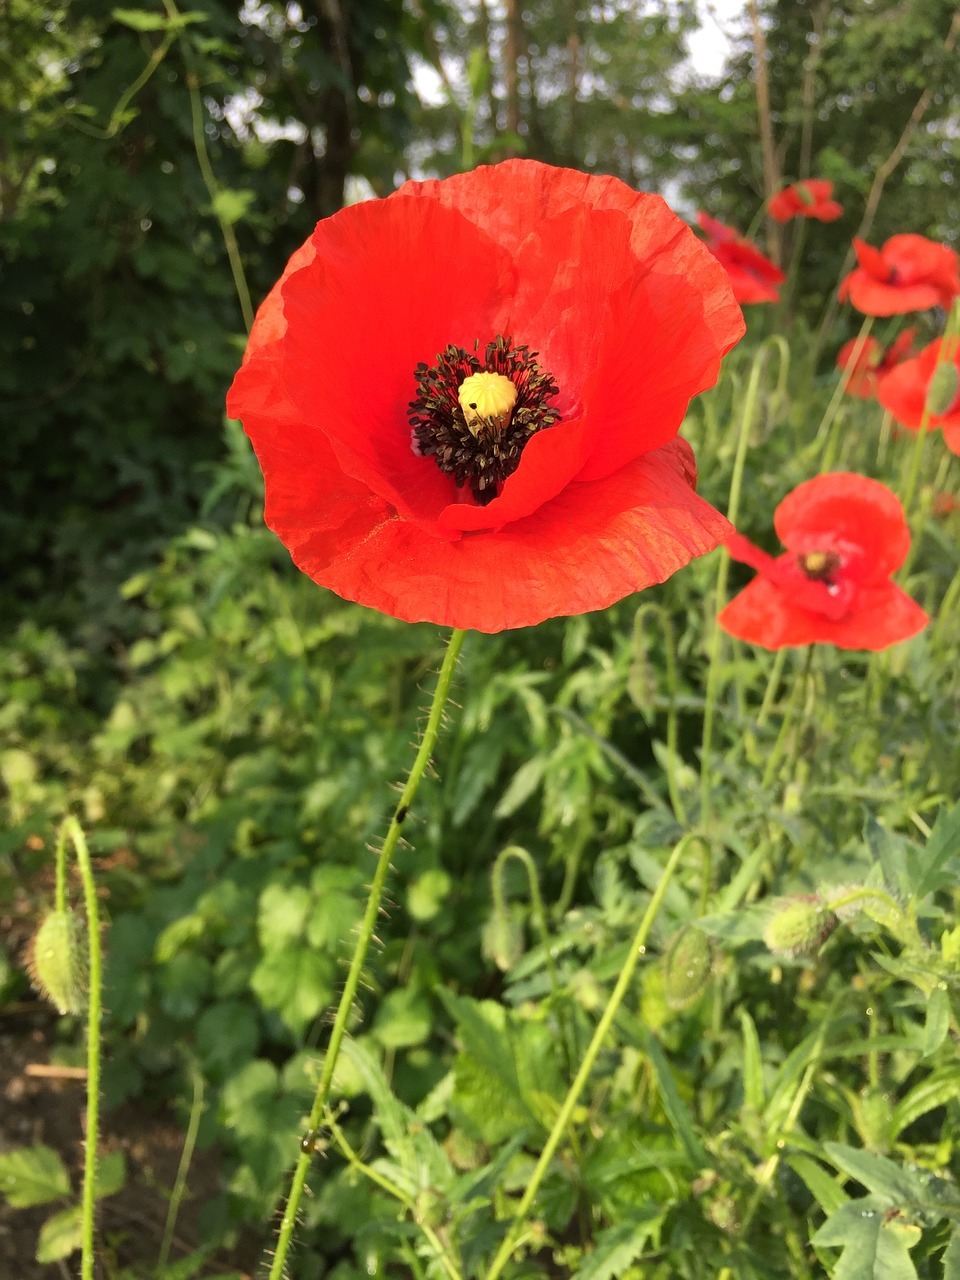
[27,909,89,1015]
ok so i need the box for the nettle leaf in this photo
[913,802,960,898]
[0,1145,71,1207]
[812,1197,920,1280]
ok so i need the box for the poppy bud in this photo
[763,895,836,958]
[663,925,714,1009]
[27,909,88,1015]
[926,362,960,417]
[481,910,524,971]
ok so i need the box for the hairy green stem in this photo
[633,603,686,824]
[483,832,696,1280]
[815,315,873,451]
[268,628,467,1280]
[701,341,777,829]
[57,818,102,1280]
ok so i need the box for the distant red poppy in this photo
[696,212,785,305]
[877,338,960,452]
[227,161,744,632]
[836,329,916,399]
[769,180,843,223]
[718,473,928,651]
[838,235,960,315]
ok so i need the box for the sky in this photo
[688,0,747,77]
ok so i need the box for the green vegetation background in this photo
[3,1,960,1277]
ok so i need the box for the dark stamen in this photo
[408,335,561,505]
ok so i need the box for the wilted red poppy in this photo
[227,161,744,632]
[696,212,785,304]
[769,180,842,223]
[836,329,916,399]
[838,235,960,315]
[877,338,960,452]
[718,473,928,651]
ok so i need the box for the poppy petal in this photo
[719,577,928,650]
[256,435,730,632]
[774,473,911,582]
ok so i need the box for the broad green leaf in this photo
[372,987,432,1049]
[210,189,256,226]
[813,1196,921,1280]
[943,1226,960,1280]
[575,1210,664,1280]
[95,1150,126,1198]
[249,948,333,1035]
[922,986,951,1058]
[36,1205,82,1263]
[0,1146,71,1207]
[823,1143,926,1203]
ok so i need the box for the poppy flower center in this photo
[797,549,841,583]
[408,334,561,505]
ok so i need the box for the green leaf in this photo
[787,1153,847,1216]
[210,189,256,226]
[636,1026,706,1166]
[494,756,545,817]
[112,7,207,30]
[95,1150,126,1198]
[913,802,960,898]
[372,988,432,1049]
[36,1205,82,1263]
[739,1009,764,1112]
[891,1067,960,1140]
[0,1146,71,1207]
[923,986,951,1057]
[823,1143,925,1203]
[576,1210,664,1280]
[249,948,333,1035]
[812,1196,920,1280]
[943,1226,960,1280]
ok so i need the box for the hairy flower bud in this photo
[663,925,714,1009]
[27,909,88,1015]
[763,895,836,959]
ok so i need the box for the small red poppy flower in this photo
[227,161,745,632]
[877,338,960,452]
[718,473,928,651]
[696,212,785,305]
[769,180,843,223]
[836,329,916,399]
[838,235,960,315]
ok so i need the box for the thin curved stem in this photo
[483,832,697,1280]
[268,628,467,1280]
[158,1061,205,1272]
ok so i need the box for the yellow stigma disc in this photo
[457,371,518,433]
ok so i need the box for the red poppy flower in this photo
[696,212,785,304]
[877,338,960,452]
[838,235,960,315]
[769,180,843,223]
[226,162,744,632]
[717,473,928,651]
[836,329,916,399]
